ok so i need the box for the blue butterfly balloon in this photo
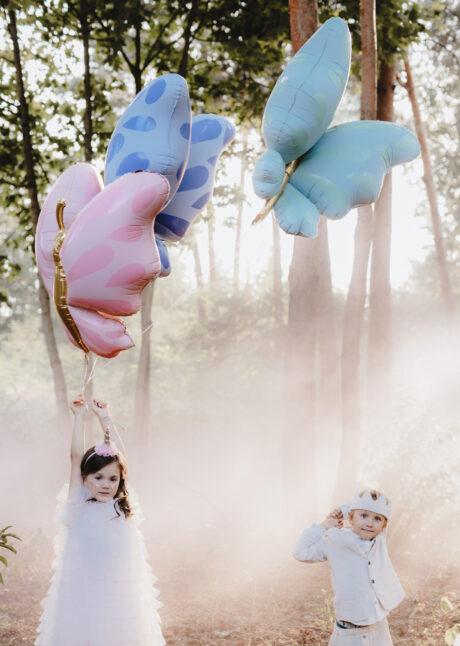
[105,74,235,272]
[154,114,235,242]
[252,17,421,237]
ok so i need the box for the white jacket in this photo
[293,524,405,625]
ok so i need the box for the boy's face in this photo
[350,509,387,540]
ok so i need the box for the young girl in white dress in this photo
[35,395,165,646]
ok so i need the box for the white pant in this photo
[328,618,393,646]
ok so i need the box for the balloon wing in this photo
[268,121,421,236]
[36,163,103,292]
[61,172,170,318]
[105,74,191,204]
[262,17,351,163]
[253,17,421,238]
[154,114,236,242]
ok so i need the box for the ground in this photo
[0,531,458,646]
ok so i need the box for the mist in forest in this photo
[1,291,459,601]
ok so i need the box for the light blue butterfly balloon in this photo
[154,114,235,242]
[253,17,421,237]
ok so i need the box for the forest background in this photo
[0,0,459,644]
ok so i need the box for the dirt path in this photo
[0,532,458,645]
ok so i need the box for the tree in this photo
[284,0,323,520]
[1,5,70,426]
[399,57,455,320]
[83,0,290,441]
[338,0,377,491]
[367,0,426,414]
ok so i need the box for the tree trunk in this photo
[285,0,340,521]
[284,234,319,520]
[337,0,377,493]
[80,0,93,163]
[207,202,217,283]
[78,0,96,416]
[316,218,340,470]
[134,281,155,446]
[272,215,283,327]
[403,57,455,318]
[289,0,318,51]
[367,62,395,414]
[7,9,69,427]
[190,227,206,321]
[233,129,248,294]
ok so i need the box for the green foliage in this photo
[0,525,21,584]
[445,624,460,645]
[318,0,430,69]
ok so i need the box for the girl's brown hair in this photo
[80,449,132,518]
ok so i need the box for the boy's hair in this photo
[80,449,132,518]
[349,489,389,525]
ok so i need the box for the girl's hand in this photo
[70,394,87,416]
[91,398,110,419]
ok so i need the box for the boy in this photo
[293,489,404,645]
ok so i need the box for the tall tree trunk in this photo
[316,218,340,466]
[367,61,395,414]
[134,282,155,446]
[284,0,322,522]
[79,0,95,412]
[80,0,93,163]
[285,0,340,512]
[285,235,319,519]
[190,227,206,321]
[207,202,217,283]
[272,215,283,328]
[402,57,455,318]
[337,0,377,493]
[7,9,69,427]
[233,128,248,294]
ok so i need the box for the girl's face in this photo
[350,509,387,540]
[83,462,121,502]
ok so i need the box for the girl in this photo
[293,489,404,646]
[35,395,165,646]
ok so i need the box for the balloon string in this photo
[83,354,98,389]
[84,288,193,383]
[251,158,300,225]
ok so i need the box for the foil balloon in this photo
[252,17,421,237]
[36,168,170,358]
[104,73,192,273]
[36,163,103,293]
[154,114,236,242]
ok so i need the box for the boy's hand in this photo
[70,394,87,416]
[320,507,344,530]
[91,398,110,419]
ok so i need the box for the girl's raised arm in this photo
[69,394,87,494]
[91,399,128,459]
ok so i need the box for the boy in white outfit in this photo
[293,489,404,646]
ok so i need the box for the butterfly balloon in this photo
[252,17,421,237]
[36,74,235,358]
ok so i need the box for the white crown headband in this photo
[350,490,391,519]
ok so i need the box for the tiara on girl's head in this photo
[83,424,119,465]
[93,440,118,457]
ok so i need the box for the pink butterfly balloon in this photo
[36,164,170,358]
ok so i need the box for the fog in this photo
[1,292,459,608]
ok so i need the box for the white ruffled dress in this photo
[35,483,165,646]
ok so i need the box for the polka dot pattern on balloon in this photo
[145,78,167,104]
[122,116,156,131]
